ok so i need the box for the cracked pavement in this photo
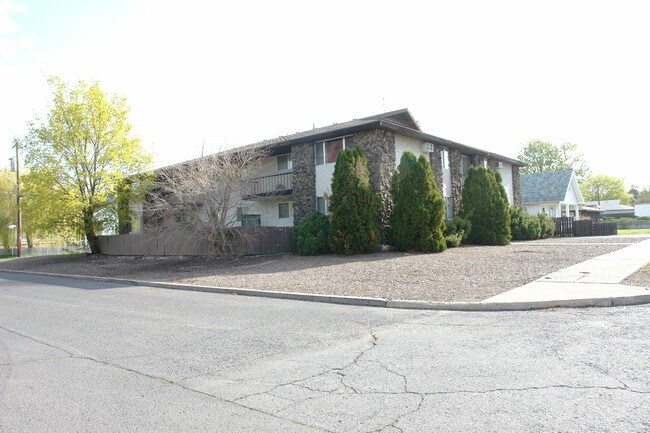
[1,272,649,432]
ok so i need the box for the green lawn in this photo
[618,228,650,235]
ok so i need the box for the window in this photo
[315,136,355,165]
[445,197,453,220]
[277,154,292,171]
[241,214,261,227]
[440,148,449,169]
[316,197,328,215]
[278,202,292,219]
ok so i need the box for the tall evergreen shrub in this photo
[459,166,511,245]
[388,152,446,252]
[328,147,380,254]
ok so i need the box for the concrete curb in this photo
[2,268,650,312]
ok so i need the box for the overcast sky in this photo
[1,0,648,187]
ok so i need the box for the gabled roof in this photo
[521,170,584,204]
[159,108,524,171]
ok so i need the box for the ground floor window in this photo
[278,202,293,219]
[445,197,453,219]
[241,214,261,227]
[316,197,328,215]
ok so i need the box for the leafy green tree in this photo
[636,186,650,204]
[518,140,590,182]
[0,169,17,249]
[460,166,511,245]
[18,77,152,253]
[388,152,446,252]
[581,174,632,205]
[328,147,380,254]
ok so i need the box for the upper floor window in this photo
[440,148,449,169]
[277,154,292,171]
[315,136,355,165]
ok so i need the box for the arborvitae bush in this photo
[294,212,330,255]
[538,213,555,238]
[443,216,472,247]
[328,147,380,254]
[460,166,511,245]
[510,205,541,240]
[388,152,446,253]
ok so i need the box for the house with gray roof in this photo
[139,109,525,232]
[521,170,585,218]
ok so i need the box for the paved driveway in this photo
[1,272,649,432]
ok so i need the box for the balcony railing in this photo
[242,172,292,199]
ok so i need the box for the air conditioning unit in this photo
[423,142,435,153]
[496,161,504,169]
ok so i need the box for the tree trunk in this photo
[83,207,101,254]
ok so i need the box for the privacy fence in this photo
[98,227,296,256]
[553,217,617,237]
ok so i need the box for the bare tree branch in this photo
[144,146,270,256]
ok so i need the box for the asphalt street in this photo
[1,271,649,432]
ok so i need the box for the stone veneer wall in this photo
[471,154,483,167]
[512,165,521,205]
[291,142,316,225]
[487,158,500,171]
[354,129,396,237]
[449,148,463,215]
[430,144,444,197]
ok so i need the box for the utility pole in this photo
[12,140,22,257]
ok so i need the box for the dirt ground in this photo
[3,235,648,302]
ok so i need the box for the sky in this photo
[1,0,648,188]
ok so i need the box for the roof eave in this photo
[377,121,525,166]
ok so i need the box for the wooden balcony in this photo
[242,172,292,200]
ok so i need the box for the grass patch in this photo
[618,228,650,235]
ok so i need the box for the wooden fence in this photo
[98,227,296,256]
[553,217,617,237]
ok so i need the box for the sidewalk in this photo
[481,238,650,307]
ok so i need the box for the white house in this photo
[520,170,584,218]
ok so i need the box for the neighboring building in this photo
[520,170,585,218]
[584,199,635,218]
[635,203,650,217]
[138,109,524,231]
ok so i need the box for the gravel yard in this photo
[2,235,647,302]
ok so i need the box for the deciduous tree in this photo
[146,146,269,256]
[0,169,17,249]
[581,174,632,205]
[518,140,590,182]
[18,77,152,253]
